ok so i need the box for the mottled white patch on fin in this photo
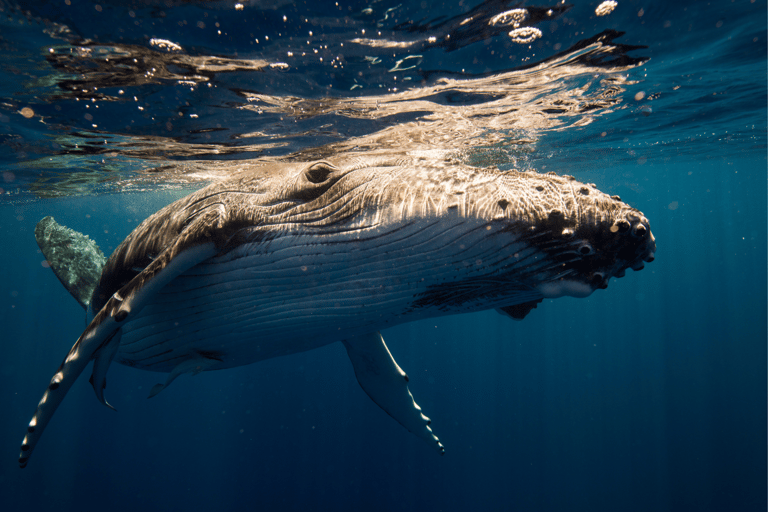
[148,356,218,398]
[342,332,444,454]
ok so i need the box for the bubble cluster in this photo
[509,27,542,44]
[489,9,528,29]
[149,38,182,52]
[595,1,618,17]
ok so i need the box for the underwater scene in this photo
[0,0,765,511]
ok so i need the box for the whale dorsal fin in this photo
[35,216,106,310]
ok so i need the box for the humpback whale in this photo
[19,156,655,467]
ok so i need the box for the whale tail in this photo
[35,216,106,310]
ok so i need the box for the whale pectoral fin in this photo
[148,356,218,398]
[19,311,125,468]
[342,332,444,454]
[19,237,219,469]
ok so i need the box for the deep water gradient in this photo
[0,0,765,511]
[2,155,765,512]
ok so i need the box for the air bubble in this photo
[595,1,617,17]
[509,27,542,44]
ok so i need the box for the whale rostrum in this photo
[20,157,656,467]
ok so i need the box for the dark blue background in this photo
[0,0,765,511]
[2,156,764,512]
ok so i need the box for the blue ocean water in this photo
[0,1,765,511]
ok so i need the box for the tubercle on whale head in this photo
[333,165,630,297]
[334,163,656,291]
[489,170,656,294]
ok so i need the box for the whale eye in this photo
[305,162,336,184]
[291,162,344,202]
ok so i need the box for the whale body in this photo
[19,156,655,467]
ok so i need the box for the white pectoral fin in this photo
[19,313,123,468]
[19,240,218,469]
[342,332,444,454]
